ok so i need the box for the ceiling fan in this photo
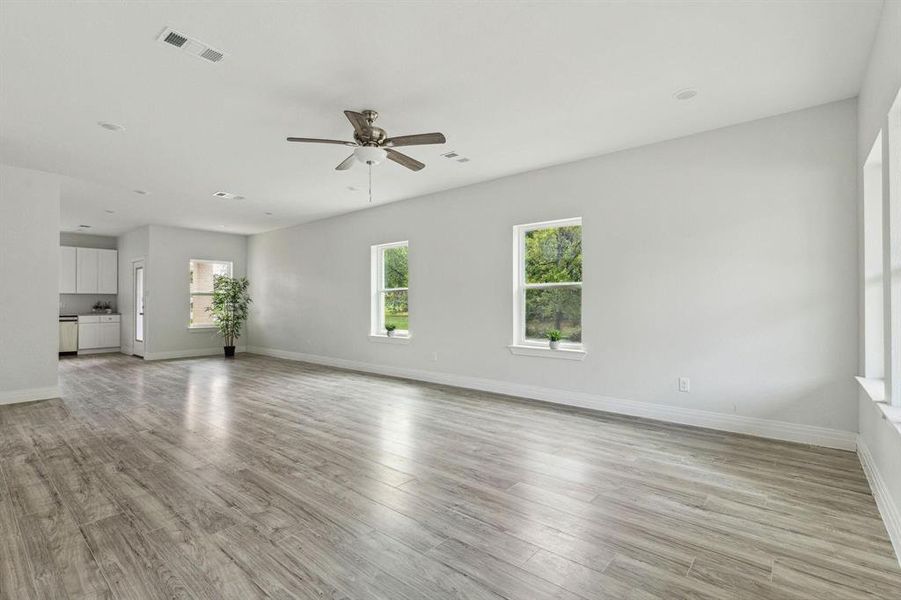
[286,110,446,172]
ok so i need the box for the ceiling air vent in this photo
[157,27,226,64]
[163,31,188,48]
[213,191,243,200]
[441,151,471,164]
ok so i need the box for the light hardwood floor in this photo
[1,353,899,599]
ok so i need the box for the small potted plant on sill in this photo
[546,329,563,350]
[207,275,252,357]
[385,324,397,337]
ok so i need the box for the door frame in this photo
[132,258,145,357]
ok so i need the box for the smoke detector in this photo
[158,27,226,64]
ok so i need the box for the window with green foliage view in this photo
[372,241,409,335]
[515,219,582,345]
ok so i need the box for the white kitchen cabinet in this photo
[59,246,77,293]
[74,247,118,294]
[98,249,118,294]
[100,321,120,348]
[76,248,100,294]
[78,315,119,350]
[78,316,101,349]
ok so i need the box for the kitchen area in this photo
[59,232,120,355]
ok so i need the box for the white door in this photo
[59,246,77,293]
[76,248,99,293]
[133,260,145,357]
[98,249,118,294]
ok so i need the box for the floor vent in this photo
[158,27,226,64]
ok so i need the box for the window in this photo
[513,218,583,350]
[189,259,233,328]
[371,241,409,337]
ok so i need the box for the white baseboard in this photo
[144,346,247,361]
[247,346,857,451]
[77,347,121,355]
[857,437,901,566]
[0,385,60,406]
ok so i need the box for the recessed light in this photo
[213,191,243,200]
[97,121,125,132]
[673,88,698,101]
[347,186,359,192]
[264,211,273,215]
[104,210,115,214]
[133,189,149,195]
[78,224,92,229]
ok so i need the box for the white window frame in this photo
[510,217,585,359]
[188,259,233,330]
[370,241,410,340]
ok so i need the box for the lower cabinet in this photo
[78,315,120,350]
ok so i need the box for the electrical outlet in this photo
[678,377,690,393]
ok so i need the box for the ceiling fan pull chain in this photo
[369,163,372,203]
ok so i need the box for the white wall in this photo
[856,0,901,561]
[117,226,149,354]
[144,225,247,359]
[248,99,858,447]
[0,164,60,404]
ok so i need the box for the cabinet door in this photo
[78,323,100,349]
[98,249,118,294]
[59,247,77,293]
[100,322,120,348]
[76,248,99,293]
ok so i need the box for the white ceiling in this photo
[0,0,883,236]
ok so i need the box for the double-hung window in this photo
[513,218,583,350]
[189,259,233,328]
[371,241,409,337]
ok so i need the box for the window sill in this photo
[369,334,411,345]
[856,377,901,435]
[187,326,217,332]
[856,376,886,403]
[507,344,586,360]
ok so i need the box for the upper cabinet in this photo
[98,249,118,294]
[64,246,118,294]
[76,248,99,293]
[59,246,77,293]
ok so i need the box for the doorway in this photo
[133,259,145,357]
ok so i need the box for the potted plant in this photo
[385,323,397,337]
[92,301,103,313]
[546,329,562,350]
[102,301,113,314]
[207,275,252,357]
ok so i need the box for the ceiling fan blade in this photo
[384,132,446,147]
[344,111,369,136]
[386,148,425,171]
[286,137,357,146]
[335,154,355,171]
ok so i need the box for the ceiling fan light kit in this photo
[354,146,387,165]
[286,109,446,173]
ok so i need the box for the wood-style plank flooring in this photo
[1,353,899,599]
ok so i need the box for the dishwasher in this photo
[59,315,78,354]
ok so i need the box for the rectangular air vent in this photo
[158,27,226,64]
[441,151,471,164]
[163,31,188,47]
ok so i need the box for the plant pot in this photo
[223,345,236,357]
[105,309,112,314]
[549,340,560,350]
[386,330,395,337]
